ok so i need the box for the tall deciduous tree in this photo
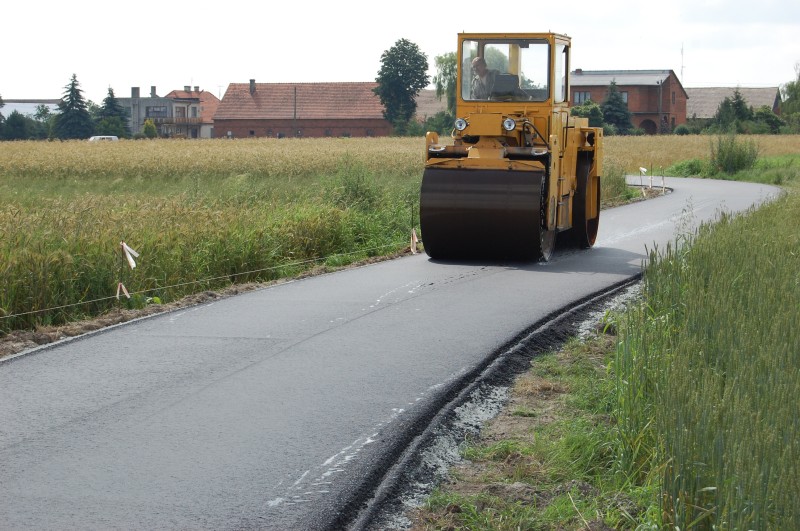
[433,52,457,117]
[601,81,632,135]
[53,74,94,139]
[374,39,430,126]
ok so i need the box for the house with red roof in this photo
[570,69,688,134]
[118,86,220,138]
[213,80,391,138]
[164,87,220,138]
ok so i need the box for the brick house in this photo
[570,69,688,134]
[213,80,391,138]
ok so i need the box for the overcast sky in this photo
[3,0,798,104]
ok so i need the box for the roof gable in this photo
[214,82,385,121]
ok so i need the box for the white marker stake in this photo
[116,282,131,300]
[120,241,139,269]
[410,229,418,254]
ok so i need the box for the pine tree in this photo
[601,81,633,135]
[53,74,95,139]
[98,87,130,137]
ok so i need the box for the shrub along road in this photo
[0,178,781,529]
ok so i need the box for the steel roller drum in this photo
[420,167,546,260]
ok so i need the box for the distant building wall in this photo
[213,118,391,139]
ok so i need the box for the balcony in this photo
[146,117,203,125]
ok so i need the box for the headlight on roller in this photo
[454,118,468,131]
[502,118,516,131]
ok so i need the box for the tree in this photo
[0,93,5,138]
[143,118,157,139]
[433,52,457,117]
[53,74,94,139]
[753,105,785,134]
[34,104,52,122]
[374,38,430,127]
[780,63,800,116]
[601,81,632,135]
[714,88,753,131]
[570,100,604,128]
[97,87,130,137]
[2,110,29,140]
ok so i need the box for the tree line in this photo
[3,50,798,140]
[0,74,152,141]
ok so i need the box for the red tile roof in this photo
[164,89,221,123]
[214,82,385,120]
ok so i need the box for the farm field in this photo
[1,135,799,337]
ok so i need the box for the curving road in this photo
[0,177,781,529]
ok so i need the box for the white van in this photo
[88,135,119,142]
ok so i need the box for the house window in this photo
[574,91,591,104]
[620,91,628,104]
[672,91,676,105]
[146,106,167,117]
[325,129,333,137]
[249,130,255,136]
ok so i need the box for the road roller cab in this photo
[421,32,603,260]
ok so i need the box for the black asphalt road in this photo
[0,178,781,529]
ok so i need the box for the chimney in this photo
[132,87,140,98]
[575,68,583,74]
[194,86,199,92]
[150,86,157,97]
[184,85,191,92]
[250,79,256,95]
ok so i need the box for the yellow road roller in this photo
[420,32,603,260]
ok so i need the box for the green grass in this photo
[613,179,800,529]
[415,335,652,530]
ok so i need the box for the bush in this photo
[667,158,709,177]
[674,124,690,136]
[602,123,618,136]
[710,134,759,175]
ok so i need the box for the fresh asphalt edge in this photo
[339,274,643,531]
